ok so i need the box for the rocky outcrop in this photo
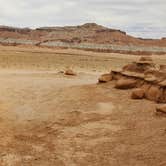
[98,56,166,103]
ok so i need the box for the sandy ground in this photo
[0,45,165,166]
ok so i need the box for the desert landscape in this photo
[0,43,165,165]
[1,0,166,164]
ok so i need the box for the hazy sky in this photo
[0,0,165,38]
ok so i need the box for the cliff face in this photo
[0,23,166,54]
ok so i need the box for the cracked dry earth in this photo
[0,71,165,166]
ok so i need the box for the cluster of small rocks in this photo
[98,56,166,115]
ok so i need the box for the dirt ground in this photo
[0,45,165,166]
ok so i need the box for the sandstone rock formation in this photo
[98,56,166,103]
[98,74,112,83]
[115,78,137,89]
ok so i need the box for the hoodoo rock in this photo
[98,56,166,103]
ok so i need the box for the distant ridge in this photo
[0,23,166,54]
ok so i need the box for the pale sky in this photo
[0,0,165,38]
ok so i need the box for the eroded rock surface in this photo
[98,56,166,103]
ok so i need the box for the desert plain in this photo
[0,45,165,165]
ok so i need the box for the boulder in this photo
[131,88,145,99]
[156,105,166,115]
[115,78,137,89]
[65,69,76,76]
[145,85,161,101]
[98,74,112,83]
